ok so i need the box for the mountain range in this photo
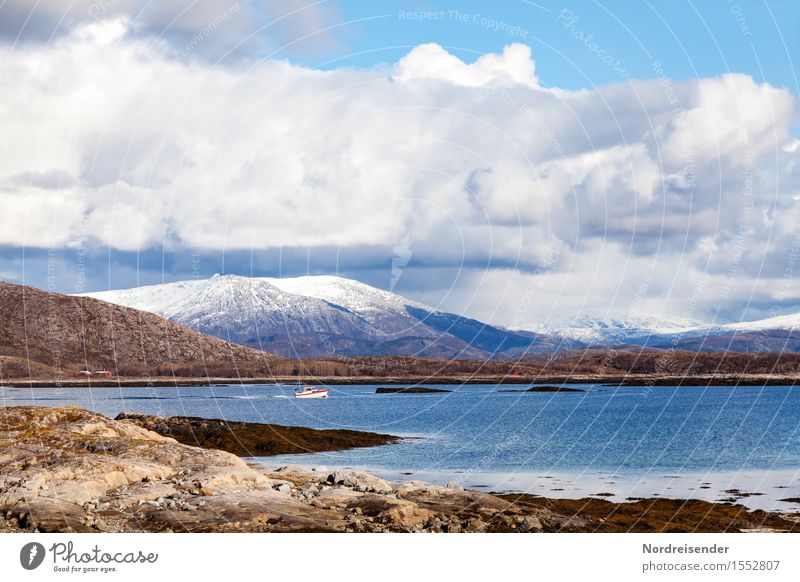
[2,276,799,382]
[82,274,581,360]
[82,275,800,358]
[531,311,800,353]
[0,280,523,381]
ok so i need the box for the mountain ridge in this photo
[81,275,800,356]
[531,310,800,352]
[81,275,579,359]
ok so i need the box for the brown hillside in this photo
[522,348,800,376]
[0,281,280,379]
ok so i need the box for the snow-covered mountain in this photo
[81,274,573,359]
[655,313,800,352]
[527,310,800,352]
[713,312,800,333]
[81,276,800,357]
[527,312,707,345]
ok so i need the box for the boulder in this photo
[380,502,435,530]
[395,480,449,497]
[317,488,363,503]
[346,495,435,530]
[519,516,543,532]
[328,471,394,494]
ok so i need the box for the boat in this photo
[294,386,329,398]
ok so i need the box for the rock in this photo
[347,495,434,530]
[519,516,543,532]
[317,488,362,503]
[395,480,449,496]
[446,480,463,490]
[275,484,292,494]
[330,471,393,494]
[380,502,434,529]
[375,387,451,394]
[0,406,292,531]
[499,514,515,527]
[116,414,399,456]
[499,385,585,393]
[274,465,308,475]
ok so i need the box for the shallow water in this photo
[3,382,800,510]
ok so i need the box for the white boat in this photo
[294,386,329,398]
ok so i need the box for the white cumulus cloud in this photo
[1,18,799,325]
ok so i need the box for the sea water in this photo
[3,383,799,509]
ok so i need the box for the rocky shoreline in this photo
[1,406,798,533]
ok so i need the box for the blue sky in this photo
[1,0,800,327]
[305,1,800,97]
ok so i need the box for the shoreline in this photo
[256,462,800,513]
[2,406,799,533]
[2,373,799,387]
[89,411,800,513]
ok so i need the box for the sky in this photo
[1,0,800,328]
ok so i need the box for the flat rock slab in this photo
[499,385,585,393]
[116,413,400,456]
[375,387,451,394]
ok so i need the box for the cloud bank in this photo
[1,16,799,326]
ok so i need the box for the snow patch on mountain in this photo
[523,308,800,348]
[262,275,432,334]
[524,311,708,343]
[264,275,429,312]
[716,313,800,333]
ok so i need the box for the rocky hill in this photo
[522,348,800,378]
[0,281,279,380]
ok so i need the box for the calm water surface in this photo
[3,383,800,508]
